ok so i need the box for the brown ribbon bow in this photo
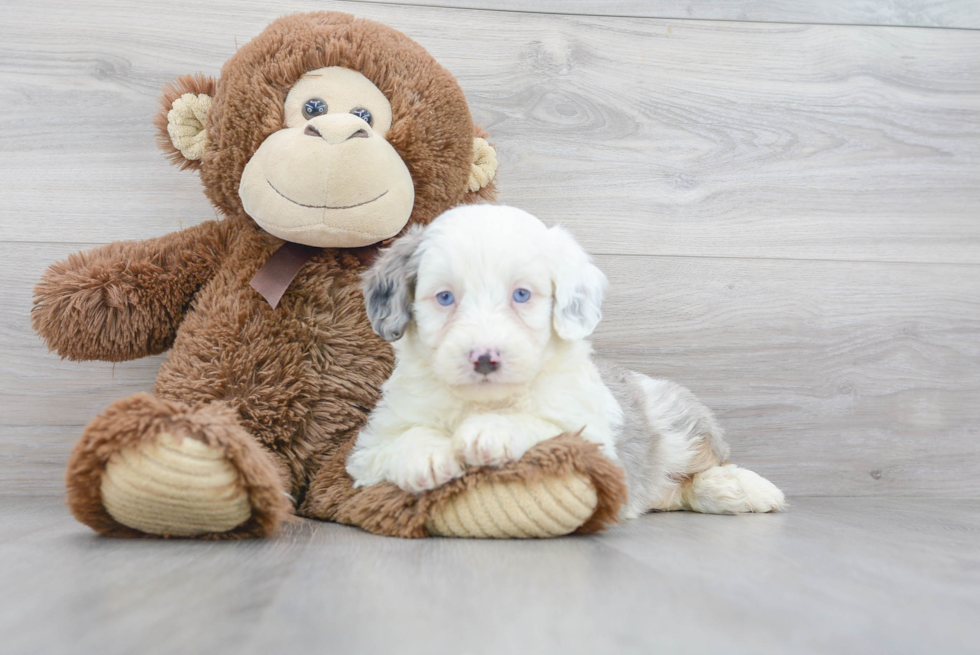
[249,240,391,309]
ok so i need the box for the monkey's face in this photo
[158,13,498,243]
[238,67,415,248]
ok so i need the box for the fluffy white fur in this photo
[348,205,785,516]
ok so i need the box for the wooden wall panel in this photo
[354,0,980,30]
[3,243,977,496]
[0,1,978,263]
[1,1,978,497]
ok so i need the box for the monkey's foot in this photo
[67,393,291,539]
[101,431,251,536]
[425,470,599,538]
[306,432,628,539]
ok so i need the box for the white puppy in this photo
[347,205,785,517]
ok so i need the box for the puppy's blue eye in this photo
[513,288,531,303]
[436,291,455,306]
[350,107,372,125]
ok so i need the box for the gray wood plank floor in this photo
[1,3,979,498]
[1,495,977,655]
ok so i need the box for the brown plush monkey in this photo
[32,12,626,539]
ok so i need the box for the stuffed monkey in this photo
[32,12,626,539]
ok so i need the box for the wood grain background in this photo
[1,0,977,497]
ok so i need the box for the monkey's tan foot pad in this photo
[100,432,252,537]
[425,471,598,538]
[67,393,289,539]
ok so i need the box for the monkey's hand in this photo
[31,220,228,362]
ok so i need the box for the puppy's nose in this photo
[474,355,498,375]
[471,350,500,375]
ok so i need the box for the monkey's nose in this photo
[472,351,500,375]
[304,120,370,143]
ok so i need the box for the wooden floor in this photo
[0,2,978,653]
[1,495,977,655]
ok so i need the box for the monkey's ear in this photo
[153,73,217,171]
[467,137,497,192]
[462,127,498,202]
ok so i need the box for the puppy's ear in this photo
[548,226,607,340]
[362,227,425,341]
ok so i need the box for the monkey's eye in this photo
[350,107,373,125]
[303,98,327,119]
[436,291,455,306]
[513,288,531,303]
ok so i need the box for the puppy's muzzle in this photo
[470,350,500,375]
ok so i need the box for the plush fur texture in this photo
[33,12,621,539]
[351,206,785,516]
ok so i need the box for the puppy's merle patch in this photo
[362,226,425,341]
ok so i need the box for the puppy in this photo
[347,205,785,517]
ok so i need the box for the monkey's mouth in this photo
[267,180,388,210]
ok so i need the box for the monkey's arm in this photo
[32,220,230,362]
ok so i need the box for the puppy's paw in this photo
[686,464,786,514]
[453,414,530,468]
[391,441,464,494]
